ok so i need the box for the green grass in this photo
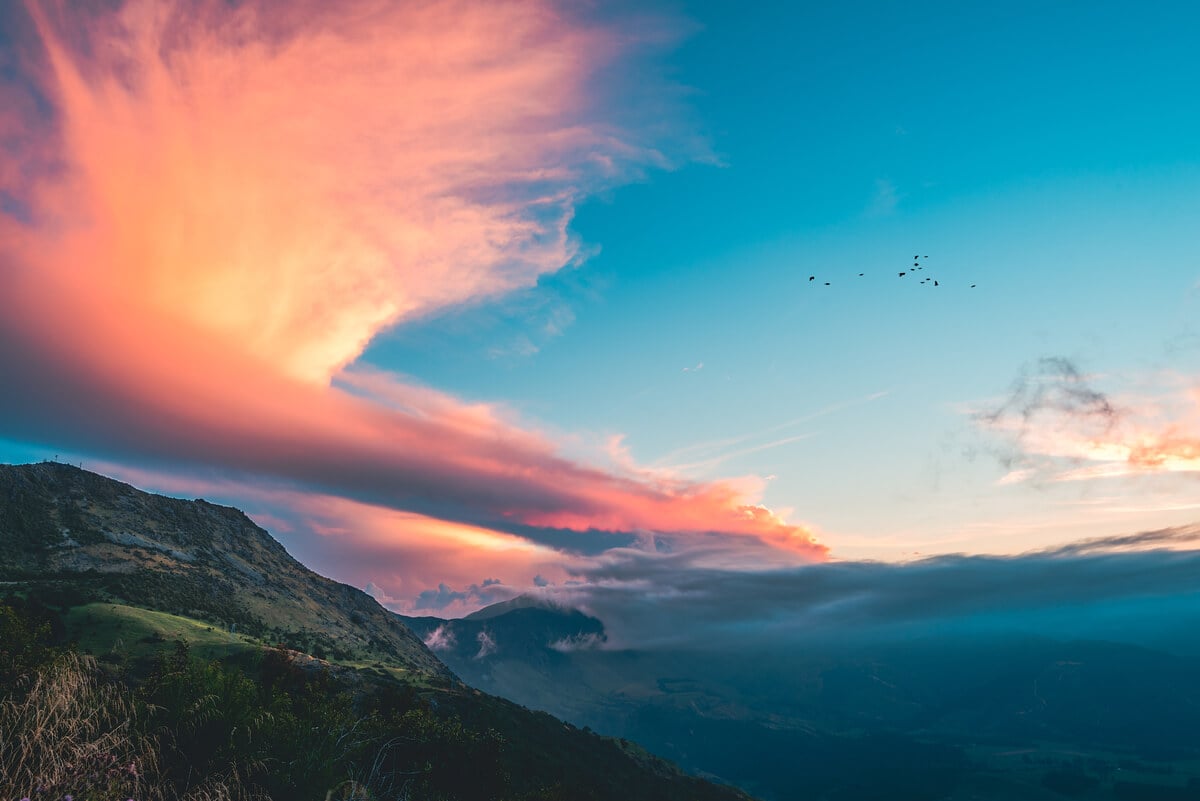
[331,657,410,679]
[66,602,264,662]
[66,603,452,693]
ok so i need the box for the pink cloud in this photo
[7,0,655,384]
[976,364,1200,485]
[0,0,824,608]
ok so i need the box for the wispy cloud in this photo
[973,358,1200,484]
[668,433,816,475]
[416,579,511,613]
[975,357,1119,435]
[475,630,498,659]
[422,624,456,652]
[865,178,900,217]
[1037,525,1200,556]
[481,288,580,361]
[656,390,890,475]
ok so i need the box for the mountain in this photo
[463,594,568,621]
[404,595,605,661]
[0,461,448,677]
[0,462,754,801]
[401,597,610,722]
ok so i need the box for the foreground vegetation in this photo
[2,598,479,800]
[0,598,747,801]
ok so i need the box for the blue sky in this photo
[359,0,1200,558]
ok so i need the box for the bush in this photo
[0,601,55,686]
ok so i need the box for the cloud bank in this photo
[546,524,1200,650]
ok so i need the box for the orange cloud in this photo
[978,364,1200,485]
[1126,431,1200,471]
[8,0,646,384]
[0,0,824,604]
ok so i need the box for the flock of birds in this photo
[808,255,976,289]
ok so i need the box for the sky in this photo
[2,0,1199,627]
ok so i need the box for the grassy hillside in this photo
[1,598,754,801]
[67,602,263,661]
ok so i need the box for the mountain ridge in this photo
[0,461,449,676]
[463,593,567,621]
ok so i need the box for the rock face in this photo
[0,462,451,678]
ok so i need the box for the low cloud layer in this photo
[416,579,511,612]
[544,524,1200,650]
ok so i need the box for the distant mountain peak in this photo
[464,593,571,621]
